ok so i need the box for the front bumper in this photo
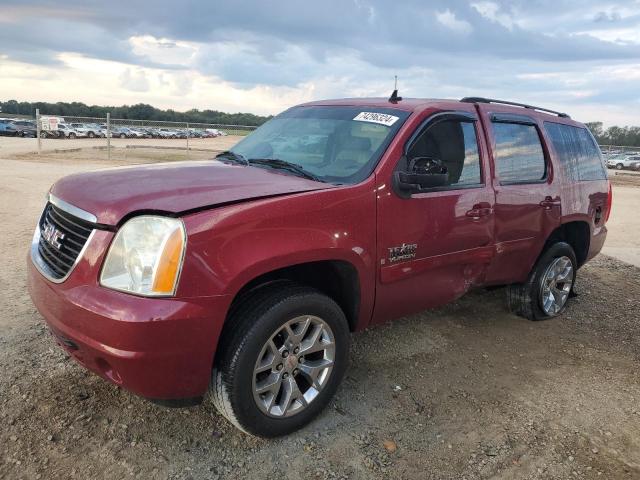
[27,233,231,400]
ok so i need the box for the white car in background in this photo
[70,123,100,138]
[125,128,146,138]
[57,123,86,139]
[607,154,640,170]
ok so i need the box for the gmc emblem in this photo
[42,221,65,249]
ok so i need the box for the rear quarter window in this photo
[544,122,607,181]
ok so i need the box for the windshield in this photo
[230,106,410,184]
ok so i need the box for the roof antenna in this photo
[389,75,402,103]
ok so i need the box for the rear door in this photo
[372,106,496,324]
[477,106,562,284]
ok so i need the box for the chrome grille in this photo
[35,202,95,280]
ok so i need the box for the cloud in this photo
[119,68,150,92]
[0,1,639,125]
[436,9,473,34]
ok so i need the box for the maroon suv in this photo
[28,96,611,436]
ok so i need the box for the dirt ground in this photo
[1,146,640,479]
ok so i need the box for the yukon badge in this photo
[42,221,65,250]
[388,243,417,262]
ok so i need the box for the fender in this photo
[179,181,378,330]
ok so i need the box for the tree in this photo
[0,99,271,126]
[585,122,603,140]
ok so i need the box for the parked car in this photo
[28,96,611,437]
[205,128,229,136]
[56,123,85,139]
[607,154,640,170]
[137,127,157,138]
[111,127,131,138]
[126,128,147,138]
[9,120,37,137]
[625,155,640,170]
[70,123,100,138]
[0,118,16,136]
[158,128,180,138]
[201,129,219,138]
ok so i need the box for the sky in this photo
[1,1,640,125]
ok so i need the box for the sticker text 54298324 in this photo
[353,112,400,127]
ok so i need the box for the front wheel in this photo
[68,133,76,139]
[616,163,624,170]
[507,242,577,321]
[211,283,349,437]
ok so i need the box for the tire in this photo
[616,163,624,170]
[507,242,577,321]
[88,132,95,138]
[120,133,126,139]
[211,282,350,437]
[69,133,76,139]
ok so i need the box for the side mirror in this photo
[395,156,449,194]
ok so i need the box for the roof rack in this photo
[460,97,570,118]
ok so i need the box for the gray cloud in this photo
[1,0,639,122]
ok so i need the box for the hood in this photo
[51,160,333,225]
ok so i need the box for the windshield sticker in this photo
[353,112,399,127]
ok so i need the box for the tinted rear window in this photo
[544,122,607,181]
[492,122,546,184]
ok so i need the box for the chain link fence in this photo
[599,144,640,156]
[599,145,640,173]
[28,110,257,161]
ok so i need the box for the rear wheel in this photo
[211,282,349,437]
[120,133,126,139]
[88,131,95,138]
[507,242,577,321]
[69,133,76,139]
[616,163,624,170]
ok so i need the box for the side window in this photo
[492,122,546,184]
[544,122,607,181]
[407,119,482,188]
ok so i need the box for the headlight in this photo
[100,216,186,296]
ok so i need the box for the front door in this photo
[372,107,496,324]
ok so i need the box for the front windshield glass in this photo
[230,106,410,184]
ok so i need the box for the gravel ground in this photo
[1,153,640,479]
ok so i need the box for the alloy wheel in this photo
[539,256,574,315]
[252,315,335,418]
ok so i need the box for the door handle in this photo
[539,196,561,210]
[466,203,493,219]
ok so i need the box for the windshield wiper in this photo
[247,158,322,182]
[215,150,249,165]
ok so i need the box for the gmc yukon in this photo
[28,96,611,437]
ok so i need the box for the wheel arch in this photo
[543,220,591,267]
[225,259,361,334]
